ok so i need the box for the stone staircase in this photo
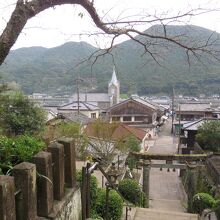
[133,208,199,220]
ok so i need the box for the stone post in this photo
[142,160,150,208]
[0,176,16,220]
[81,166,87,220]
[187,164,198,213]
[13,162,37,220]
[58,138,76,188]
[86,162,91,219]
[48,142,65,200]
[33,151,53,217]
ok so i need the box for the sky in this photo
[1,0,220,49]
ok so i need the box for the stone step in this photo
[134,208,199,220]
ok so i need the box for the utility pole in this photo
[177,104,181,154]
[76,74,80,115]
[171,87,175,134]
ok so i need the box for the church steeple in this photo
[108,66,120,106]
[109,66,119,87]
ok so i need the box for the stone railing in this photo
[0,138,81,220]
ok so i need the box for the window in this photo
[91,113,96,119]
[134,116,144,121]
[123,116,132,121]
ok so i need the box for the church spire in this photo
[108,66,120,106]
[109,66,118,86]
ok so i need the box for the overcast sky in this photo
[1,0,220,49]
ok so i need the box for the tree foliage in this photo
[196,120,220,152]
[0,135,45,174]
[0,92,46,136]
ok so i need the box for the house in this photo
[107,95,163,129]
[181,118,220,151]
[176,102,213,121]
[45,112,94,144]
[173,102,215,135]
[57,101,100,119]
[85,122,150,153]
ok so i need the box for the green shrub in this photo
[118,178,146,207]
[214,199,220,220]
[0,135,45,174]
[96,188,123,220]
[76,169,98,210]
[192,193,216,214]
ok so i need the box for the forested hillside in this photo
[1,25,220,96]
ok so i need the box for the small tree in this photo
[196,120,220,152]
[57,122,88,159]
[125,136,140,171]
[85,120,121,162]
[0,92,46,136]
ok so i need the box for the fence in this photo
[0,137,81,220]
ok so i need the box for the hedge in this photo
[118,178,146,207]
[95,188,123,220]
[192,193,216,214]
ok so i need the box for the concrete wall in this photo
[52,188,81,220]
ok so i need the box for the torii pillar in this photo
[142,160,151,208]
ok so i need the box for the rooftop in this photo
[178,103,212,112]
[71,93,109,102]
[58,101,100,111]
[182,118,220,131]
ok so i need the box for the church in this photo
[57,67,120,119]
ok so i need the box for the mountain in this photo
[1,25,220,96]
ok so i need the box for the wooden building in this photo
[181,118,220,150]
[176,103,213,121]
[107,95,163,128]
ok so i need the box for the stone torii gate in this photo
[129,152,208,210]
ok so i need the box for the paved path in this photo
[134,208,198,220]
[148,119,187,212]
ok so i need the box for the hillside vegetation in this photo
[1,25,220,96]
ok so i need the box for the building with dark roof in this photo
[107,95,163,128]
[58,101,100,119]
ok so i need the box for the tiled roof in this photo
[71,93,110,102]
[112,124,146,141]
[182,118,220,131]
[85,122,147,141]
[178,103,212,112]
[60,112,93,125]
[58,101,100,111]
[107,96,160,112]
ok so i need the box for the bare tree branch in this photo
[0,0,219,67]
